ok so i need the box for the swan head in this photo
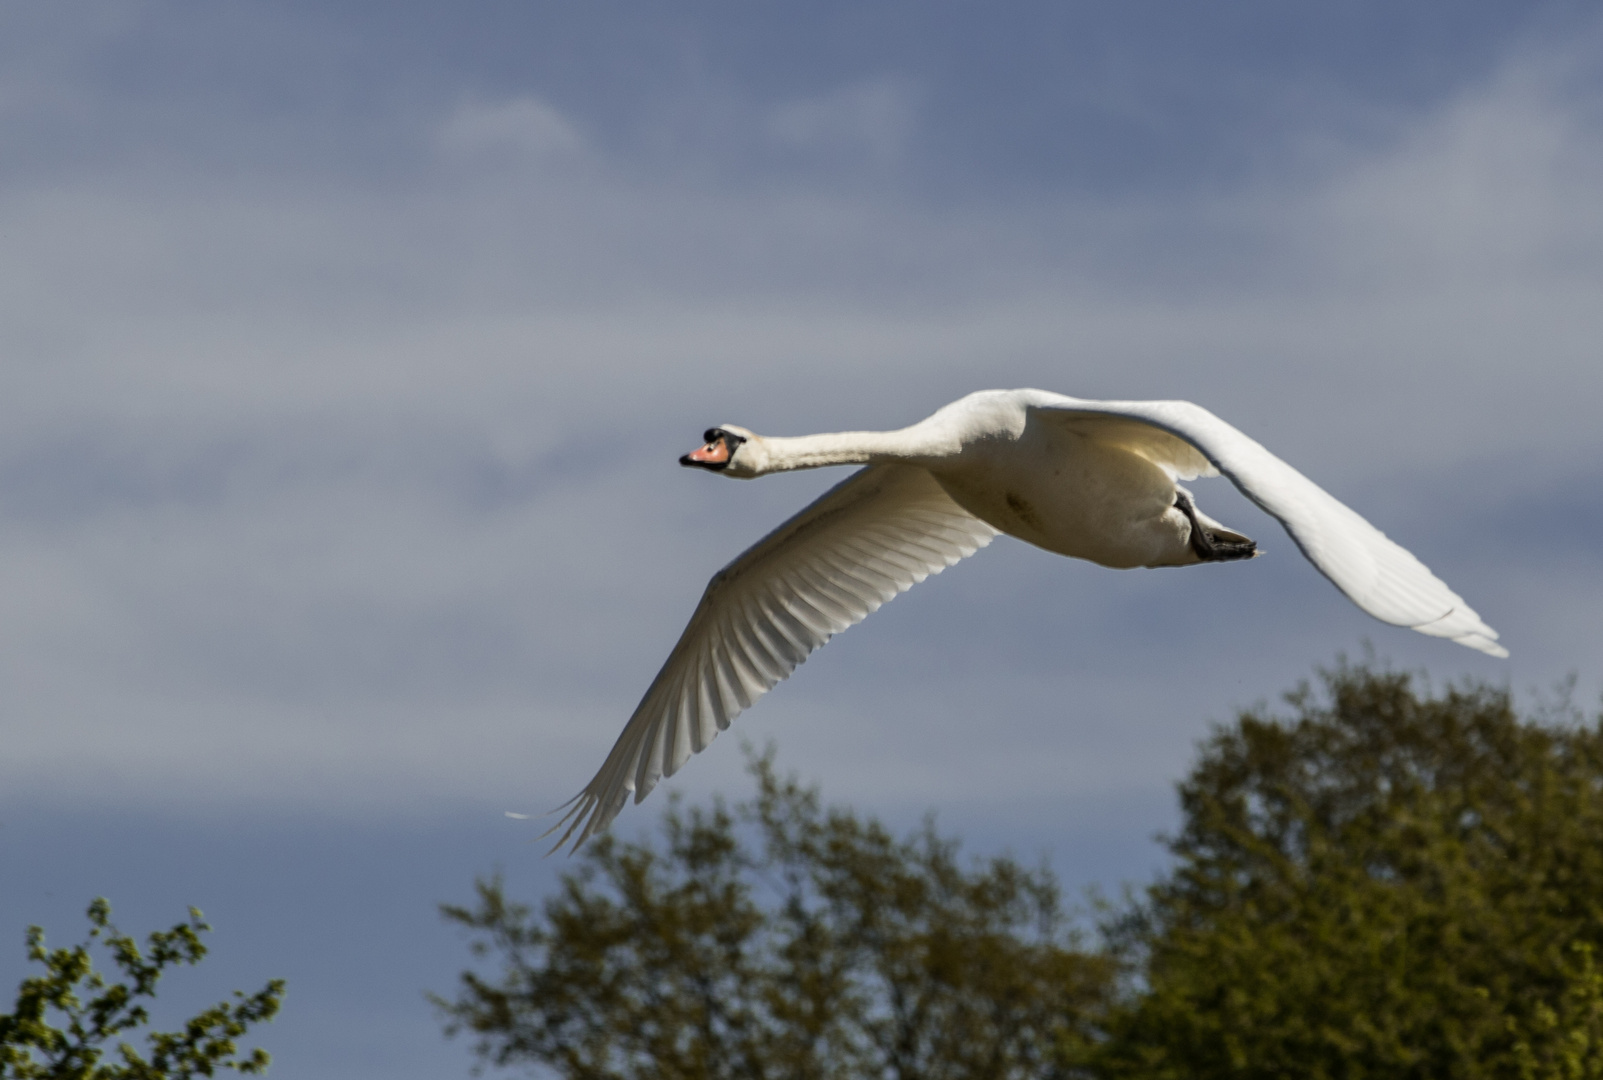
[680,425,763,477]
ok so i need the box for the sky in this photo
[2,1,1602,1075]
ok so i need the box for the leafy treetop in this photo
[0,899,283,1080]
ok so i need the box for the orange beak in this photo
[682,438,730,466]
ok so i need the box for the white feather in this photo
[546,464,997,852]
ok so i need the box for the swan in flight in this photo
[549,389,1504,850]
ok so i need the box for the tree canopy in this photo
[440,663,1603,1079]
[437,749,1111,1080]
[0,899,283,1080]
[1100,662,1603,1079]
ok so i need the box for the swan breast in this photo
[931,423,1190,568]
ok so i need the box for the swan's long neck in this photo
[754,427,943,474]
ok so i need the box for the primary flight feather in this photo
[549,389,1504,851]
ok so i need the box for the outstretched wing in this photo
[1024,390,1506,658]
[548,464,999,852]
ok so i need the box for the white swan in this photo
[550,389,1505,850]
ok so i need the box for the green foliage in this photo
[436,748,1114,1080]
[1098,662,1603,1079]
[444,664,1603,1079]
[0,899,284,1080]
[1508,942,1603,1080]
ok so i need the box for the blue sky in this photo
[2,2,1602,1076]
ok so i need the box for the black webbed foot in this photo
[1175,491,1258,563]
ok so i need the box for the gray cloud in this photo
[0,18,1598,836]
[766,77,921,167]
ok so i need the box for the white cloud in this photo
[437,96,587,161]
[766,77,919,166]
[1314,49,1603,287]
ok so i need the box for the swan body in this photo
[549,389,1505,851]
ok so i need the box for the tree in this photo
[0,898,284,1079]
[1098,661,1603,1079]
[443,663,1603,1079]
[435,748,1114,1080]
